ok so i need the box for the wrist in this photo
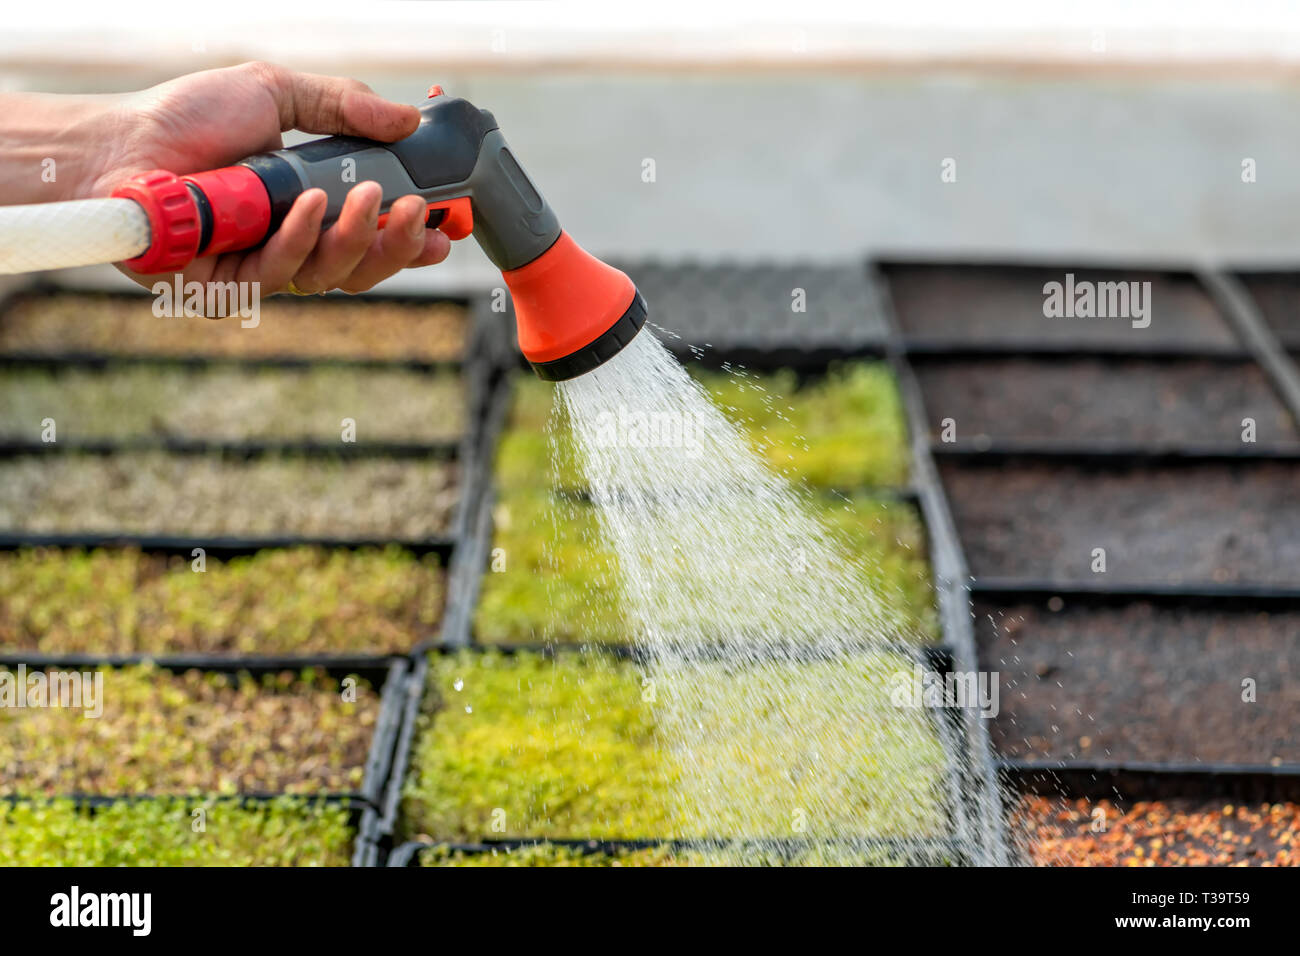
[0,92,131,204]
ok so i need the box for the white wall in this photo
[7,4,1300,291]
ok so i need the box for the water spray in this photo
[0,87,646,381]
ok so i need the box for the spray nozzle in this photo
[112,88,646,380]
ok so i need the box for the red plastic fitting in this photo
[183,165,272,257]
[112,170,201,274]
[427,197,473,240]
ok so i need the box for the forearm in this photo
[0,92,128,204]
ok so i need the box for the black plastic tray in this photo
[0,654,407,868]
[0,531,458,560]
[0,282,476,371]
[0,438,461,458]
[388,835,964,867]
[1000,758,1300,804]
[368,636,971,865]
[0,655,406,809]
[349,293,515,864]
[874,258,1300,837]
[0,282,503,868]
[869,262,1013,865]
[1,792,372,866]
[0,333,495,552]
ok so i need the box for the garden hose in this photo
[0,87,646,381]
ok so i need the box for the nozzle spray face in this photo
[530,289,647,381]
[503,231,647,381]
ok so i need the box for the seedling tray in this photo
[474,365,936,648]
[0,531,456,560]
[880,262,1241,354]
[0,546,445,659]
[0,287,473,368]
[973,597,1300,765]
[0,434,487,557]
[0,438,462,457]
[0,363,470,447]
[604,260,891,357]
[1001,758,1300,804]
[388,835,964,867]
[0,656,404,868]
[1234,271,1300,349]
[370,640,974,866]
[913,354,1299,449]
[474,485,941,647]
[0,279,503,548]
[940,458,1300,589]
[0,283,507,867]
[495,360,914,494]
[0,793,366,867]
[873,258,1300,864]
[0,656,407,809]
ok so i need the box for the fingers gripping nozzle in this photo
[113,88,645,379]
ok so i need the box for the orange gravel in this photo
[1017,796,1300,866]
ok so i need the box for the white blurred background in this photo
[4,0,1300,292]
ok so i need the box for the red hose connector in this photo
[183,165,272,256]
[111,170,201,274]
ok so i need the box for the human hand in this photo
[83,62,450,296]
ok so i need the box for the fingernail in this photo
[408,205,427,240]
[365,183,382,223]
[304,189,327,217]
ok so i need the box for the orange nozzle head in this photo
[503,232,647,381]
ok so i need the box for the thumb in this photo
[255,63,419,142]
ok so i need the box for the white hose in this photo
[0,198,151,275]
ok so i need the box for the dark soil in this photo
[1237,272,1300,347]
[975,599,1300,763]
[941,460,1300,586]
[915,357,1297,445]
[884,264,1236,348]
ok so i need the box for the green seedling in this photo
[402,651,946,844]
[0,294,467,362]
[0,797,353,866]
[0,453,457,538]
[0,546,442,656]
[0,664,377,796]
[0,366,465,443]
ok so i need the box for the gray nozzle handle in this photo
[245,95,562,271]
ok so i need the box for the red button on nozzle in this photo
[426,84,444,98]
